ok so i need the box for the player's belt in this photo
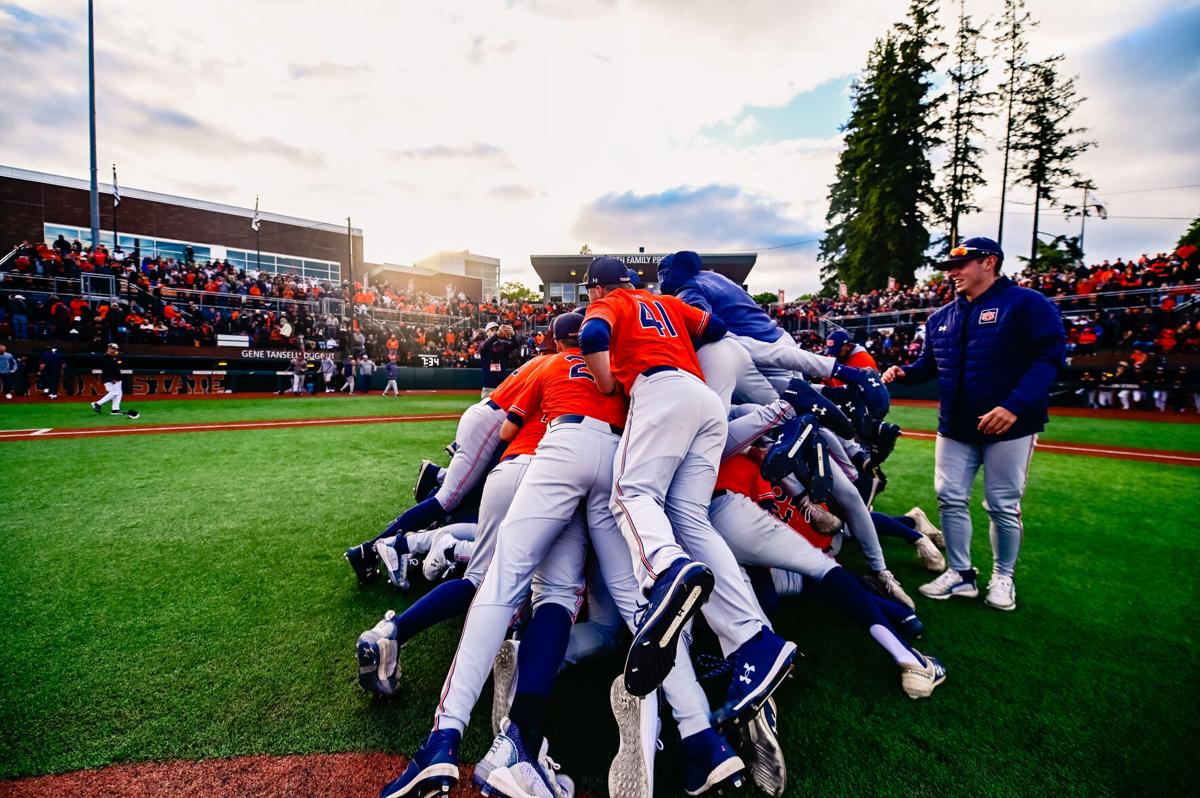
[641,365,678,378]
[485,399,501,410]
[549,414,624,436]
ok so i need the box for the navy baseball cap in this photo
[585,256,631,288]
[937,237,1004,269]
[551,311,584,340]
[626,268,644,288]
[824,330,851,355]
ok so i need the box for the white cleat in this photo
[373,536,411,590]
[422,532,457,582]
[905,506,944,548]
[984,574,1016,611]
[608,675,659,798]
[865,569,915,610]
[914,535,946,572]
[491,639,519,737]
[900,649,947,698]
[356,610,400,696]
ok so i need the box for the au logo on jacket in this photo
[979,308,999,324]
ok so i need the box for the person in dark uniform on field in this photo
[39,346,66,400]
[92,343,125,415]
[478,322,518,398]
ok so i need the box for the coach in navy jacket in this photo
[883,237,1065,612]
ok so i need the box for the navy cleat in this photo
[682,727,745,796]
[760,416,813,483]
[733,697,785,797]
[900,650,947,699]
[378,728,460,798]
[479,718,574,797]
[91,401,102,414]
[345,541,379,584]
[779,377,855,440]
[869,420,902,465]
[356,611,400,696]
[714,628,797,732]
[625,559,714,697]
[414,459,440,502]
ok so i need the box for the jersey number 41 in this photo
[638,301,678,337]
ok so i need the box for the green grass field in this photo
[1,398,1198,795]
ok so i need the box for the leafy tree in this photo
[500,281,540,302]
[819,0,944,293]
[1175,215,1200,252]
[995,0,1036,246]
[1016,234,1083,272]
[941,0,993,248]
[1011,55,1094,270]
[578,244,592,255]
[752,291,779,304]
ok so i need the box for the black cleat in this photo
[345,542,379,584]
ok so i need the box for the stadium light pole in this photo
[87,0,100,251]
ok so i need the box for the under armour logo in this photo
[739,663,756,684]
[867,377,880,387]
[811,404,826,416]
[938,325,948,332]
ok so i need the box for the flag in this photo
[252,195,261,231]
[112,164,120,207]
[1091,195,1108,220]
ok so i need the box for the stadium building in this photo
[0,165,363,285]
[530,250,758,302]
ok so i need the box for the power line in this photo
[1100,183,1200,196]
[973,209,1190,220]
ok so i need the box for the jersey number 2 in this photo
[638,301,678,337]
[564,355,595,382]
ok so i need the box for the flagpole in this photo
[112,164,119,254]
[254,194,261,273]
[87,0,100,251]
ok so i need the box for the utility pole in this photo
[1079,185,1089,254]
[87,0,100,251]
[346,217,354,287]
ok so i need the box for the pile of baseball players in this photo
[340,253,953,798]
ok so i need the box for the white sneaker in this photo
[608,675,659,798]
[373,536,411,590]
[985,574,1016,611]
[422,532,457,582]
[913,535,946,572]
[865,569,915,609]
[899,649,947,699]
[491,639,519,737]
[905,507,944,548]
[918,568,979,600]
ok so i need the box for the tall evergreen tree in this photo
[941,0,993,248]
[819,0,944,293]
[1010,55,1094,270]
[995,0,1036,246]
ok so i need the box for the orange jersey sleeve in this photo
[503,413,548,458]
[506,349,628,429]
[583,289,704,391]
[488,353,552,409]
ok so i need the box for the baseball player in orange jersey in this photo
[578,256,797,727]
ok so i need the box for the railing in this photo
[821,284,1198,337]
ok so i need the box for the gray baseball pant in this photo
[934,433,1037,579]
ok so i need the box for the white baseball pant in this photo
[610,369,763,657]
[96,380,123,411]
[435,400,507,512]
[709,492,837,581]
[463,454,531,588]
[732,331,836,396]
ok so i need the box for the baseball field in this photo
[1,394,1197,797]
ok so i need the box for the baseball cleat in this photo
[414,459,440,502]
[422,533,457,582]
[905,507,944,548]
[913,535,946,572]
[919,568,980,600]
[625,559,715,697]
[356,610,400,696]
[345,542,379,584]
[761,416,814,483]
[607,675,658,798]
[797,494,842,535]
[378,729,460,798]
[864,569,915,610]
[91,402,101,414]
[900,650,947,699]
[869,421,902,465]
[740,697,786,797]
[490,639,519,737]
[681,727,746,796]
[374,536,411,590]
[984,574,1016,611]
[110,410,122,415]
[478,719,574,798]
[714,628,797,731]
[779,377,855,440]
[444,440,459,458]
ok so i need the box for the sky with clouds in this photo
[1,0,1197,295]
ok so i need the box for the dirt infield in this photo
[2,413,1195,466]
[0,754,504,798]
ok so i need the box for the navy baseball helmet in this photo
[585,256,631,288]
[824,330,851,356]
[626,268,644,289]
[937,237,1004,269]
[551,311,584,340]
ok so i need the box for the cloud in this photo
[387,142,508,161]
[289,61,370,80]
[572,184,818,252]
[488,184,544,200]
[466,36,517,65]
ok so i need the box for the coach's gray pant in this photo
[934,433,1037,579]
